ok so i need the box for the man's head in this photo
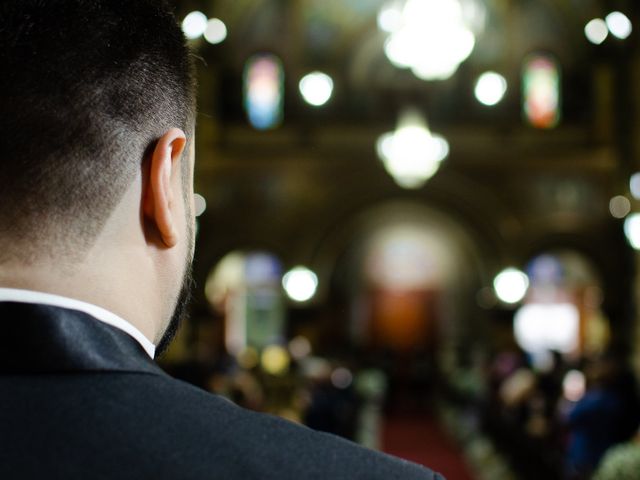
[0,0,197,353]
[0,0,196,257]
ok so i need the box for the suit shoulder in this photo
[139,374,444,479]
[1,373,443,479]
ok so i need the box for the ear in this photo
[143,128,187,248]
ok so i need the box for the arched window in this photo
[514,251,609,362]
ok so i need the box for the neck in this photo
[0,247,160,345]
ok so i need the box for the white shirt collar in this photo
[0,288,155,358]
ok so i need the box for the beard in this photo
[155,191,196,358]
[154,262,194,357]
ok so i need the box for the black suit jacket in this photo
[0,302,444,479]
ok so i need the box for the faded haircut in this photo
[0,0,196,262]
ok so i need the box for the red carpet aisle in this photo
[382,414,475,480]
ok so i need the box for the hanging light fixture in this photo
[376,108,449,189]
[379,0,483,81]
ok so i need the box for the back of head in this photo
[0,0,196,262]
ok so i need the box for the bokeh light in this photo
[606,11,632,40]
[474,72,508,106]
[562,370,586,402]
[299,72,334,107]
[194,193,207,217]
[204,18,227,44]
[381,0,476,81]
[493,268,529,304]
[182,11,208,40]
[630,172,640,200]
[376,109,449,189]
[514,303,579,353]
[377,3,403,33]
[584,18,608,44]
[609,195,631,219]
[282,266,318,302]
[288,335,312,359]
[331,367,354,389]
[261,345,290,375]
[624,213,640,250]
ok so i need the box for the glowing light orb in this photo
[194,193,207,217]
[624,213,640,250]
[204,18,227,44]
[376,109,448,189]
[585,18,608,44]
[606,11,632,40]
[380,0,476,81]
[609,195,630,219]
[282,266,318,302]
[630,172,640,200]
[474,72,508,106]
[493,268,529,304]
[288,336,312,359]
[377,4,403,33]
[261,345,290,375]
[182,11,208,40]
[299,72,334,107]
[331,368,354,389]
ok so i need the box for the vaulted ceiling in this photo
[178,0,639,328]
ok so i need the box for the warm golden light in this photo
[261,345,290,375]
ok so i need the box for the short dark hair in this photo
[0,0,196,261]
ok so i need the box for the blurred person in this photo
[0,1,443,478]
[564,355,640,479]
[304,367,358,439]
[593,427,640,480]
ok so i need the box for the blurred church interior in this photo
[161,1,640,478]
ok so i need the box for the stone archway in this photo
[312,200,490,370]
